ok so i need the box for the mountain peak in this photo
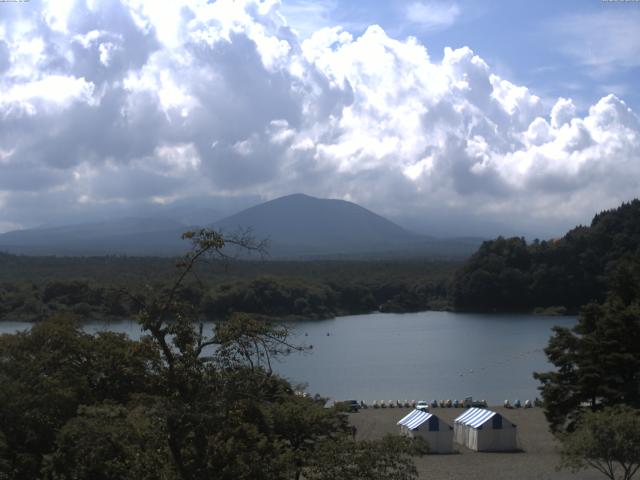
[277,193,315,200]
[213,194,419,256]
[0,194,483,258]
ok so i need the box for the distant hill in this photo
[0,194,482,258]
[450,199,640,312]
[213,194,417,255]
[0,217,190,256]
[147,205,222,227]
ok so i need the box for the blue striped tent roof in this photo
[454,407,497,429]
[397,409,433,430]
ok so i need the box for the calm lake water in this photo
[0,311,576,404]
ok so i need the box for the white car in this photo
[416,400,429,411]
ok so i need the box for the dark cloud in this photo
[0,163,66,191]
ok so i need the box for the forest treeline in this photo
[0,256,454,322]
[450,199,640,313]
[3,199,640,321]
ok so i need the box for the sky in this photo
[0,0,639,238]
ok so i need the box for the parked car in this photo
[416,400,429,411]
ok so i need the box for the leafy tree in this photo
[559,406,640,480]
[0,317,158,478]
[43,402,173,480]
[305,435,427,480]
[1,229,426,479]
[267,395,348,479]
[534,256,640,432]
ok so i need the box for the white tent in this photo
[453,407,517,451]
[397,409,453,454]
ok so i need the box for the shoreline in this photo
[0,303,580,324]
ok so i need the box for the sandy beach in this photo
[349,406,603,480]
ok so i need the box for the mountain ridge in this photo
[0,194,481,258]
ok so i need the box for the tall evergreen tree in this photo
[534,255,640,432]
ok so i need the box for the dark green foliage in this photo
[0,230,424,480]
[202,276,339,319]
[0,256,455,322]
[534,255,640,433]
[452,200,640,312]
[42,280,99,304]
[0,316,351,480]
[0,318,159,478]
[558,406,640,480]
[43,403,172,480]
[451,237,532,311]
[200,272,450,320]
[266,394,347,476]
[305,435,426,480]
[0,280,136,322]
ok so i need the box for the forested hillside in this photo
[451,199,640,312]
[0,255,454,322]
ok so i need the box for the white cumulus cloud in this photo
[0,0,638,237]
[405,1,461,31]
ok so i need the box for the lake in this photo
[0,311,575,404]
